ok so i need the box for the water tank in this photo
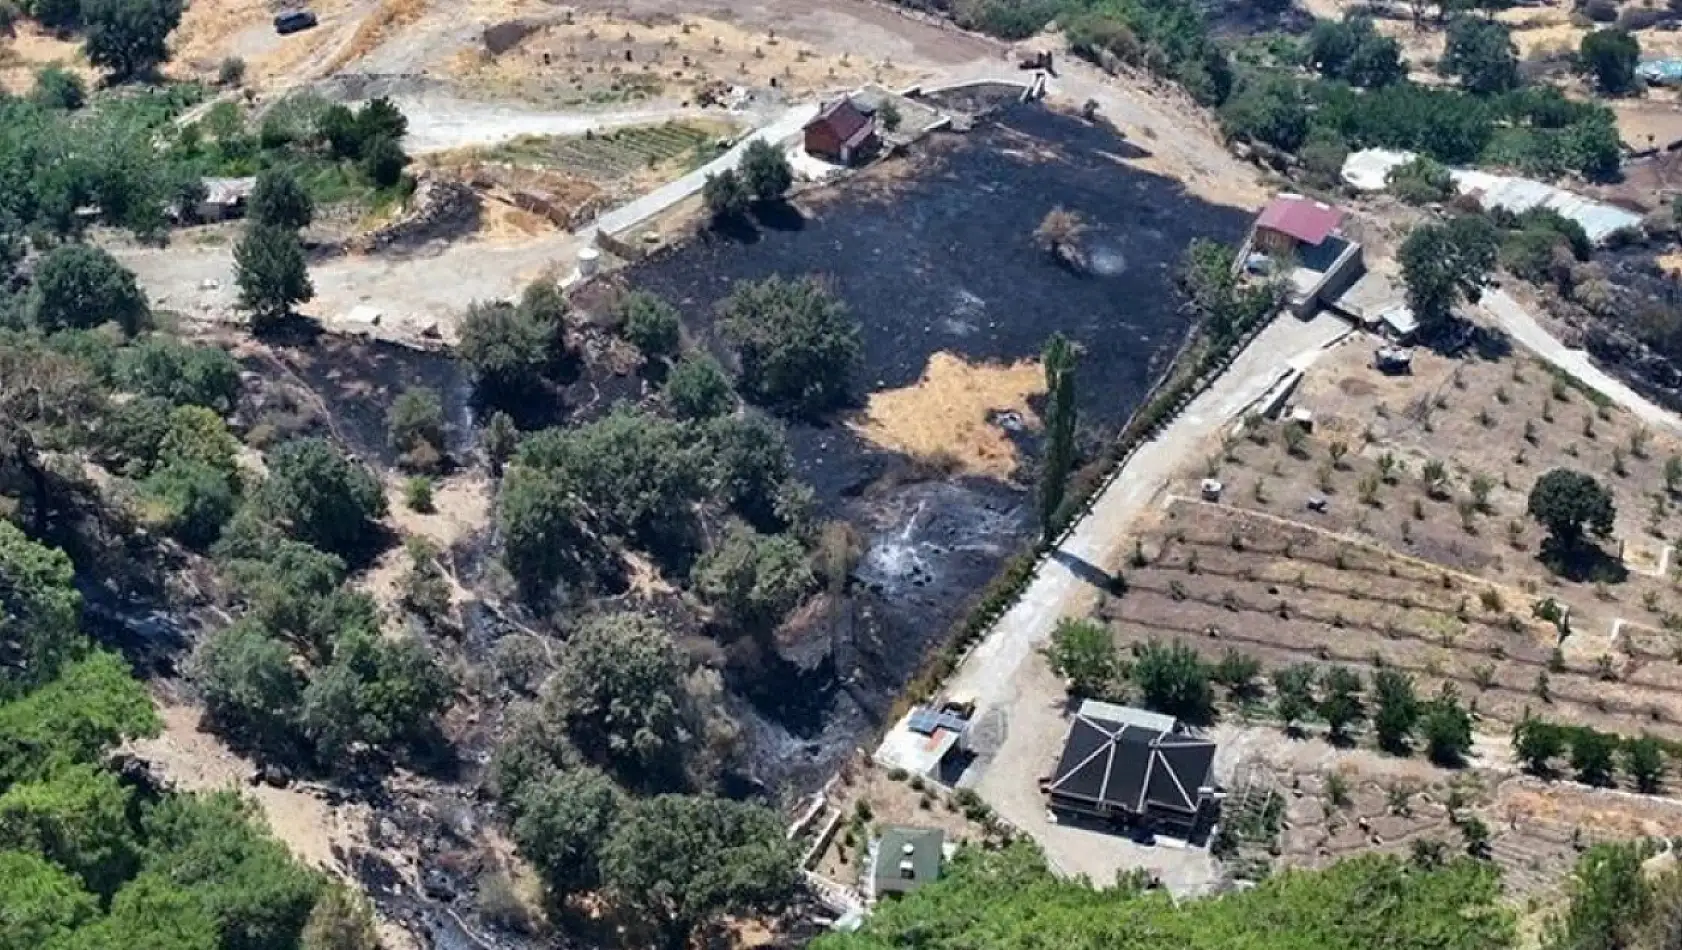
[577,246,601,277]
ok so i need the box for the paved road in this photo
[920,312,1351,891]
[587,101,820,238]
[1479,288,1682,438]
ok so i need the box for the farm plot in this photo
[1182,338,1682,673]
[1100,498,1682,741]
[482,120,734,182]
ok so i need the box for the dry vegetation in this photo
[848,352,1045,481]
[811,757,1010,887]
[450,12,918,106]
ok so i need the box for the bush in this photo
[1386,156,1454,205]
[114,336,242,412]
[458,299,562,400]
[32,67,85,110]
[387,386,446,470]
[617,290,681,358]
[259,437,387,557]
[665,352,735,420]
[702,169,750,221]
[141,461,238,547]
[404,476,434,513]
[738,139,793,203]
[250,167,314,231]
[361,135,407,189]
[218,56,246,86]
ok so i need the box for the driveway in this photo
[1478,288,1682,438]
[930,312,1352,892]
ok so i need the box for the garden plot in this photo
[480,119,735,183]
[810,756,1006,888]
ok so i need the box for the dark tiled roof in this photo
[1047,709,1216,814]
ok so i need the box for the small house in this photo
[1243,193,1366,317]
[197,176,256,222]
[804,97,880,166]
[1040,700,1219,840]
[869,827,945,899]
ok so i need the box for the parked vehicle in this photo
[274,8,318,34]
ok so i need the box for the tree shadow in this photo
[705,213,762,245]
[751,200,806,233]
[1051,548,1115,591]
[1538,537,1628,584]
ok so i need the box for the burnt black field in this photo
[620,100,1253,790]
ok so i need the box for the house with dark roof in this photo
[804,96,880,166]
[1242,193,1367,318]
[868,826,946,900]
[1040,700,1219,840]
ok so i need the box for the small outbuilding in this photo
[804,96,880,166]
[196,176,257,222]
[868,826,945,899]
[1242,194,1367,317]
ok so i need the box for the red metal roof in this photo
[807,97,873,146]
[1256,194,1342,246]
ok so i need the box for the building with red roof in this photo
[1253,193,1343,252]
[804,96,881,166]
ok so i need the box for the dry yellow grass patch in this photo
[0,26,92,94]
[849,351,1044,481]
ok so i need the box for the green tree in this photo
[511,766,622,897]
[1527,468,1615,551]
[1398,216,1498,336]
[1622,734,1666,793]
[1210,649,1263,701]
[1420,690,1474,767]
[718,275,861,419]
[1579,28,1640,96]
[1319,666,1366,742]
[114,338,242,412]
[1372,669,1419,754]
[299,886,378,950]
[1308,16,1404,88]
[220,540,373,659]
[158,406,240,475]
[139,791,324,950]
[234,225,314,333]
[317,105,363,160]
[1039,332,1079,545]
[0,522,82,688]
[1386,156,1454,205]
[1440,16,1519,94]
[359,135,406,189]
[355,97,407,145]
[738,139,793,203]
[259,438,386,557]
[1218,73,1309,151]
[81,872,219,950]
[0,652,159,786]
[1272,663,1318,730]
[32,67,85,110]
[704,413,792,527]
[482,411,519,474]
[702,169,750,221]
[248,167,313,231]
[0,850,97,950]
[600,794,798,946]
[495,467,595,596]
[1513,716,1565,774]
[690,523,813,633]
[1548,843,1648,950]
[387,386,445,472]
[517,408,707,547]
[190,620,302,751]
[1129,640,1214,725]
[0,763,137,897]
[1569,728,1617,786]
[28,244,150,336]
[1042,617,1120,698]
[457,300,561,400]
[665,352,735,420]
[142,461,238,548]
[617,290,682,358]
[543,612,694,784]
[82,0,183,79]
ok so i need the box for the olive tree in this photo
[717,275,861,419]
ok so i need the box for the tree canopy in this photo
[1579,29,1640,96]
[1527,468,1615,549]
[717,275,861,419]
[29,245,150,337]
[600,794,798,944]
[1399,215,1498,335]
[82,0,183,79]
[258,439,386,558]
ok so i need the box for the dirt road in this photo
[394,95,718,153]
[935,312,1353,891]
